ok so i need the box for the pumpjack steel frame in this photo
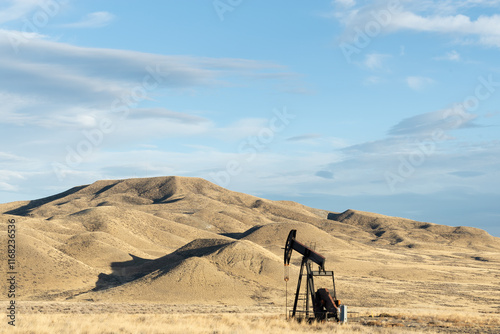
[284,229,341,322]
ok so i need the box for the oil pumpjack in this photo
[284,229,346,322]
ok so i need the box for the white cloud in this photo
[435,50,461,61]
[127,108,209,125]
[392,12,500,48]
[319,104,497,197]
[448,50,461,61]
[387,107,478,137]
[0,30,290,130]
[0,152,30,164]
[0,181,18,192]
[363,76,385,85]
[99,110,214,146]
[287,134,322,142]
[210,118,269,141]
[61,11,114,29]
[0,0,42,24]
[0,165,28,192]
[406,76,435,90]
[364,53,391,70]
[0,29,299,201]
[388,11,500,40]
[333,2,500,48]
[478,35,500,47]
[333,0,356,8]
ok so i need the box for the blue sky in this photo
[1,0,499,236]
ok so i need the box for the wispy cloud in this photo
[0,152,30,164]
[287,133,322,142]
[62,12,115,29]
[333,0,356,8]
[317,105,497,197]
[0,31,291,129]
[364,53,391,70]
[435,50,461,61]
[0,182,18,192]
[127,108,209,125]
[406,76,435,90]
[363,76,385,85]
[387,107,478,137]
[0,156,35,192]
[315,170,334,179]
[448,171,485,178]
[0,0,41,24]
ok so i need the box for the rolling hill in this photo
[1,176,499,313]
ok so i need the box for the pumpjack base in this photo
[289,310,340,323]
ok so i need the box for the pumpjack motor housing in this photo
[284,229,346,323]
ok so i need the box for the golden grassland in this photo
[2,304,500,334]
[3,313,375,334]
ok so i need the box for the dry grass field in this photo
[1,176,499,333]
[2,302,500,334]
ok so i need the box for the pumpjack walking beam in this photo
[284,230,325,270]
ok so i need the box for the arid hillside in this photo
[1,176,499,314]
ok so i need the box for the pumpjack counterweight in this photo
[284,229,345,322]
